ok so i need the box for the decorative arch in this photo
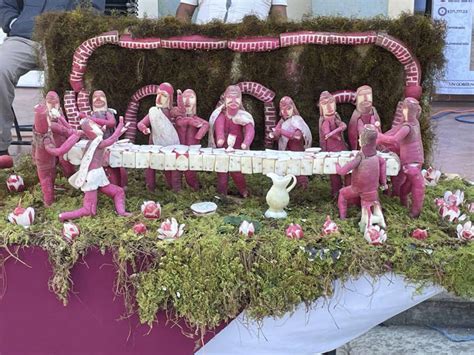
[280,31,421,99]
[70,31,120,92]
[63,89,93,128]
[331,90,356,105]
[69,31,423,101]
[123,84,160,141]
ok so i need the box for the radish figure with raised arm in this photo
[59,117,131,221]
[87,90,127,187]
[376,97,425,218]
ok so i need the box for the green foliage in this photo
[33,11,445,155]
[0,156,473,335]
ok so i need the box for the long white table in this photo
[64,141,401,177]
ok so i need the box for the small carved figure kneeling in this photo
[336,124,387,231]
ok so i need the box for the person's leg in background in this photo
[0,36,39,155]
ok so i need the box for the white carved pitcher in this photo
[265,173,297,219]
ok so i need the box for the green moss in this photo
[33,12,445,155]
[0,156,473,335]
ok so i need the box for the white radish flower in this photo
[421,167,441,186]
[456,221,474,241]
[8,205,35,228]
[322,215,338,236]
[6,174,25,192]
[158,218,185,241]
[364,225,387,245]
[238,220,255,237]
[62,222,80,243]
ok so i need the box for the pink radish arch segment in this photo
[69,31,422,100]
[123,84,160,141]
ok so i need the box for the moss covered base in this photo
[0,156,473,335]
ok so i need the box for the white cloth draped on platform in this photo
[197,273,442,354]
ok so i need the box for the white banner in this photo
[432,0,474,94]
[197,273,442,354]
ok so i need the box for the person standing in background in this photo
[0,0,105,159]
[176,0,287,23]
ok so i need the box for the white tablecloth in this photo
[197,273,442,354]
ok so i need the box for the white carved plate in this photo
[191,201,218,216]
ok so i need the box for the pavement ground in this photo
[336,325,474,355]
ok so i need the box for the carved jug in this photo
[265,173,297,219]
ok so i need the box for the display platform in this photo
[0,247,441,355]
[0,247,223,355]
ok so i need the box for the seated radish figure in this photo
[59,117,131,221]
[336,125,387,230]
[269,96,312,188]
[89,90,116,138]
[348,85,381,150]
[173,89,209,190]
[208,85,255,197]
[32,103,81,206]
[137,83,181,192]
[318,91,348,197]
